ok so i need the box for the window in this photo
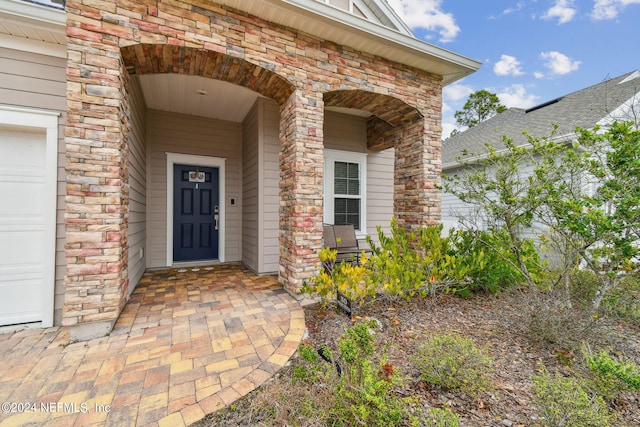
[324,150,366,233]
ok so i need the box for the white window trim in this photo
[0,105,59,328]
[324,149,367,237]
[166,153,226,266]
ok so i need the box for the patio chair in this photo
[323,224,371,265]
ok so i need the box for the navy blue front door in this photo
[173,164,219,262]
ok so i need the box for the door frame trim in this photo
[166,153,226,266]
[0,105,59,328]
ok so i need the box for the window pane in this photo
[334,161,359,195]
[335,162,348,178]
[347,162,359,179]
[334,197,360,230]
[347,180,359,195]
[335,178,348,194]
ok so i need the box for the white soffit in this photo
[138,74,263,123]
[0,0,65,44]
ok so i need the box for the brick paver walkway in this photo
[0,264,306,426]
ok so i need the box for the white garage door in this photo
[0,108,57,327]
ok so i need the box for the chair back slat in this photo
[323,224,337,249]
[333,224,358,250]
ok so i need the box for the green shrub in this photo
[304,219,483,304]
[532,365,616,427]
[301,246,375,304]
[295,320,426,427]
[366,219,484,300]
[448,228,540,295]
[412,333,493,396]
[584,347,640,400]
[425,407,460,427]
[602,273,640,323]
[569,269,601,307]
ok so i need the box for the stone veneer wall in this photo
[63,0,442,334]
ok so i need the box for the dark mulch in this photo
[194,290,640,426]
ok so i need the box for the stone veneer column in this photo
[278,91,324,293]
[394,119,442,231]
[62,24,129,340]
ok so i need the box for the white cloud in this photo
[534,71,545,79]
[591,0,640,20]
[441,83,474,139]
[488,1,526,19]
[494,55,524,76]
[542,0,577,23]
[386,0,460,42]
[443,83,474,102]
[497,84,539,108]
[502,2,526,15]
[539,51,581,75]
[441,121,457,140]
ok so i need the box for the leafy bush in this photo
[568,269,601,307]
[365,219,484,300]
[532,365,616,427]
[425,407,460,427]
[301,246,374,304]
[601,273,640,323]
[584,347,640,400]
[448,228,531,295]
[303,219,483,303]
[294,320,426,427]
[412,333,493,396]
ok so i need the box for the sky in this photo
[386,0,640,139]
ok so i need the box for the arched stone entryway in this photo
[120,44,294,105]
[324,90,441,230]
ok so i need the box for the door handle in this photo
[214,214,219,230]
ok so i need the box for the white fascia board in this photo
[0,33,66,58]
[0,0,65,28]
[276,0,481,84]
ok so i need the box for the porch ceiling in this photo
[138,74,263,123]
[137,74,372,123]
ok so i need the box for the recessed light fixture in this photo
[197,89,207,95]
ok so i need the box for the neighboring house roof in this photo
[443,70,640,168]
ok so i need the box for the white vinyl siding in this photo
[366,148,394,237]
[242,98,279,274]
[146,110,242,268]
[242,102,259,271]
[0,47,66,325]
[126,77,147,292]
[261,100,280,272]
